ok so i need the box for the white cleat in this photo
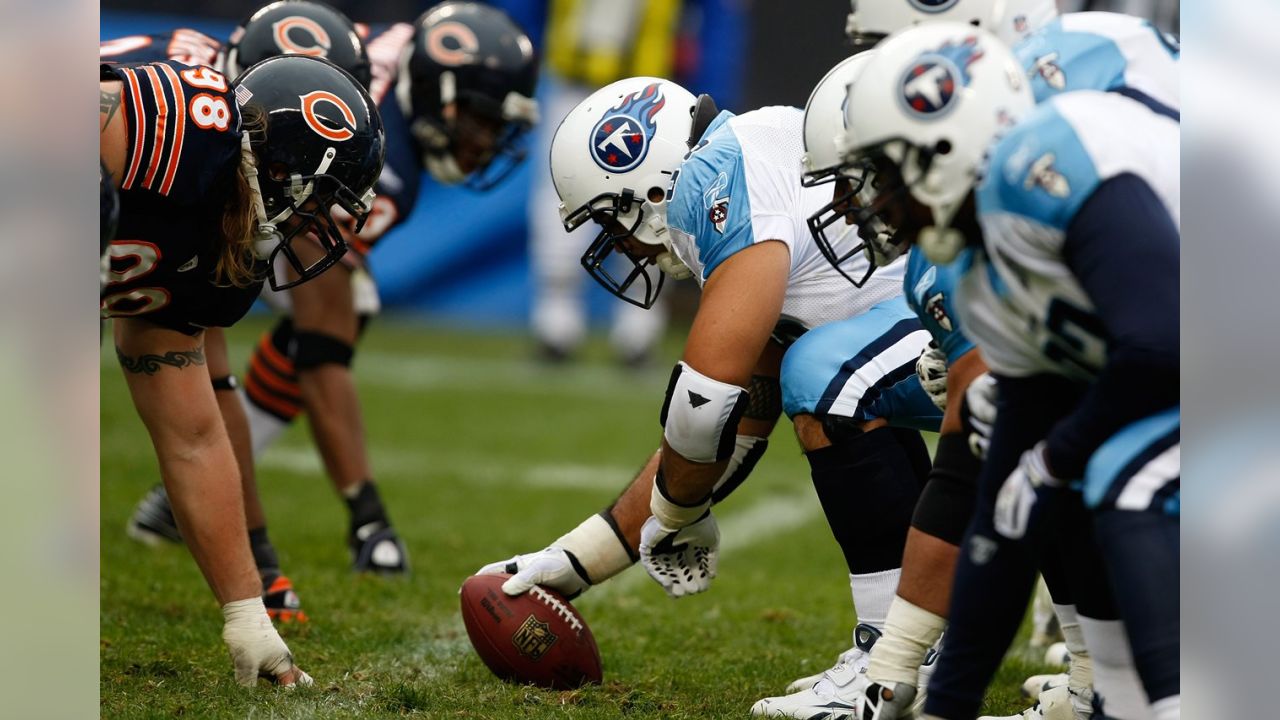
[979,685,1091,720]
[783,624,880,694]
[1043,641,1070,668]
[753,624,880,718]
[1021,672,1069,700]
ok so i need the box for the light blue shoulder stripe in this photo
[978,103,1100,231]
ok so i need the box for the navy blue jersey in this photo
[101,61,264,334]
[102,24,422,260]
[99,29,222,68]
[341,22,419,256]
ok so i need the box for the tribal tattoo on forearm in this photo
[116,345,206,375]
[100,88,121,132]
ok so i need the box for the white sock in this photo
[1150,694,1179,720]
[1054,603,1095,712]
[241,389,288,457]
[849,568,901,629]
[866,595,946,686]
[1078,615,1153,720]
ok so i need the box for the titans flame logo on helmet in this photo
[589,83,666,173]
[899,36,984,118]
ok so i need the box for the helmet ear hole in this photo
[935,139,953,156]
[647,186,665,203]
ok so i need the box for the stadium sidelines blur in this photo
[101,316,1047,718]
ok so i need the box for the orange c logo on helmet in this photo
[424,21,479,66]
[273,16,332,57]
[300,90,357,141]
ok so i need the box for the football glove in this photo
[476,547,592,600]
[639,512,720,598]
[962,372,998,459]
[915,345,949,411]
[993,441,1066,540]
[221,597,312,688]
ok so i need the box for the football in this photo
[459,574,603,690]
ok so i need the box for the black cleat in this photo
[350,522,409,574]
[126,484,183,546]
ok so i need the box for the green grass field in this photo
[101,316,1053,719]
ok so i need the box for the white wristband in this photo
[554,514,635,584]
[650,474,711,530]
[221,596,271,626]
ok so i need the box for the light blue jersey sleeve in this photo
[1015,12,1179,117]
[902,250,976,364]
[666,116,757,279]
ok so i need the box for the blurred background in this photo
[101,0,1178,345]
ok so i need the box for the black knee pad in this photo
[809,425,924,575]
[293,331,354,370]
[911,433,980,545]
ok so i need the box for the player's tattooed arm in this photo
[116,345,207,375]
[100,85,122,133]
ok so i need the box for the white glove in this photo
[963,372,998,459]
[639,513,720,598]
[476,547,592,600]
[915,346,949,411]
[993,441,1065,540]
[222,597,313,688]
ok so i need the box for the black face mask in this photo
[565,188,665,310]
[805,161,879,288]
[261,173,369,291]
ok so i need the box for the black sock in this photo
[808,425,926,575]
[346,480,389,533]
[248,526,280,587]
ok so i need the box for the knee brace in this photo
[293,331,354,371]
[659,362,749,463]
[911,433,981,545]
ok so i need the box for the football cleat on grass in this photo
[753,624,881,718]
[1022,672,1069,699]
[126,484,183,546]
[263,575,309,624]
[1043,642,1071,668]
[784,623,881,694]
[350,521,409,573]
[979,684,1092,720]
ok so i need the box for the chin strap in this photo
[241,133,280,260]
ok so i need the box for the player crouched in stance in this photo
[232,1,539,575]
[838,24,1179,720]
[122,1,540,587]
[108,0,386,614]
[101,54,385,684]
[477,75,949,712]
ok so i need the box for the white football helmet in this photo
[838,23,1033,264]
[845,0,1057,52]
[801,52,887,287]
[550,77,699,308]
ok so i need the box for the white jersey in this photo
[1015,11,1180,116]
[665,106,905,332]
[955,91,1180,380]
